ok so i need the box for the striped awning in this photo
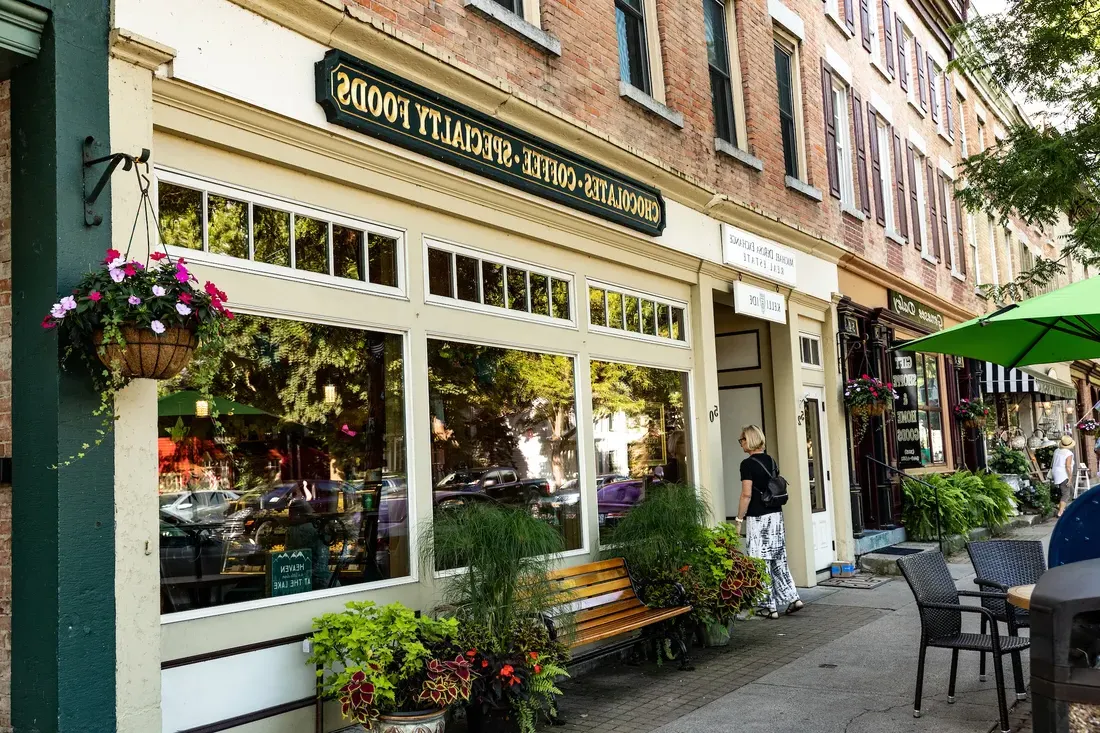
[982,363,1076,401]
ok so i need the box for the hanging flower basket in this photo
[94,324,198,379]
[1076,418,1100,435]
[954,398,990,431]
[850,402,888,418]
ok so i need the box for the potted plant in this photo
[685,523,769,646]
[424,503,569,733]
[41,248,231,464]
[844,375,897,439]
[309,601,473,732]
[954,398,991,430]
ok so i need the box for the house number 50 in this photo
[709,405,718,423]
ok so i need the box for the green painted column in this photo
[10,0,115,731]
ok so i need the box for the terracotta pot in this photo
[374,708,447,733]
[466,704,520,733]
[94,325,197,379]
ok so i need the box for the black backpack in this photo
[751,455,789,509]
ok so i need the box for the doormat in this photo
[869,546,925,557]
[819,574,892,590]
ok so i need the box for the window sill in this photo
[463,0,562,55]
[951,270,966,282]
[975,287,988,299]
[871,55,892,83]
[786,175,823,201]
[619,82,684,128]
[937,126,953,145]
[715,138,764,171]
[841,204,866,222]
[921,253,939,266]
[826,9,854,38]
[908,96,925,117]
[886,229,907,246]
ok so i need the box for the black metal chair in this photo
[966,539,1045,686]
[897,551,1029,733]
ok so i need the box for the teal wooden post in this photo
[10,0,116,730]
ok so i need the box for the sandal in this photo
[785,600,805,615]
[762,610,780,620]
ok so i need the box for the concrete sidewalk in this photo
[552,520,1051,733]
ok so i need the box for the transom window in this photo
[425,240,574,324]
[156,169,403,294]
[800,334,822,367]
[588,282,687,343]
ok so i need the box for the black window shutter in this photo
[907,143,920,249]
[915,41,927,111]
[868,106,885,225]
[955,194,966,276]
[945,75,955,139]
[896,19,908,91]
[894,130,908,237]
[844,0,856,35]
[860,0,872,51]
[939,175,951,269]
[883,0,895,76]
[927,160,940,259]
[822,61,841,199]
[928,57,940,125]
[853,91,870,215]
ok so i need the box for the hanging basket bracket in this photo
[82,135,151,226]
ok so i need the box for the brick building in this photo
[0,0,1086,730]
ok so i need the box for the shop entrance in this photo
[804,386,835,570]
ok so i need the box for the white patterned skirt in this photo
[745,512,788,561]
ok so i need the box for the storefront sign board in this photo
[721,224,798,286]
[267,549,313,597]
[887,290,944,332]
[732,281,786,324]
[316,50,666,236]
[891,351,923,468]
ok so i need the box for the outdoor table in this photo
[1008,583,1035,610]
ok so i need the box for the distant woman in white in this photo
[735,425,803,620]
[1050,435,1075,517]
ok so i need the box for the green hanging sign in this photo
[315,49,666,236]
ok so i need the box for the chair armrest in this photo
[959,589,1011,601]
[973,577,1010,593]
[921,602,1004,650]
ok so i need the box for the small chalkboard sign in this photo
[267,549,312,597]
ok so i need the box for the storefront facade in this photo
[96,1,851,730]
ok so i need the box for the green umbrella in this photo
[897,276,1100,367]
[157,390,271,418]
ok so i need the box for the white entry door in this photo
[804,386,836,571]
[719,385,763,520]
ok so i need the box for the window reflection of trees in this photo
[156,315,408,614]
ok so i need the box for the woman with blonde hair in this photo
[735,424,803,619]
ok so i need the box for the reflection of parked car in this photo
[559,474,631,493]
[435,466,550,505]
[596,479,645,526]
[224,480,364,544]
[159,490,239,524]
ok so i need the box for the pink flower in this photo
[151,285,165,297]
[110,268,125,283]
[150,320,165,334]
[175,303,192,316]
[60,296,77,311]
[150,252,167,262]
[174,268,189,283]
[50,304,65,319]
[128,295,141,306]
[88,291,102,302]
[41,315,56,330]
[123,264,137,277]
[178,292,192,305]
[103,248,121,264]
[341,424,357,437]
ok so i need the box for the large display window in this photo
[157,315,409,615]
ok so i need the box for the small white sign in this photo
[722,223,798,286]
[733,281,787,324]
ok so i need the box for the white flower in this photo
[175,303,192,316]
[150,320,165,334]
[60,296,77,311]
[152,285,165,297]
[50,303,66,319]
[109,268,125,283]
[106,256,125,270]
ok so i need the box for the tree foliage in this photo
[951,0,1100,297]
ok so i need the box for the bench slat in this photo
[575,598,644,625]
[548,557,625,580]
[577,604,656,633]
[571,606,692,648]
[550,576,633,604]
[549,587,638,618]
[550,568,629,593]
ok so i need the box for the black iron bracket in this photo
[82,136,150,226]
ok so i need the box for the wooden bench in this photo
[543,557,694,669]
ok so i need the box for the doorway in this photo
[804,386,835,570]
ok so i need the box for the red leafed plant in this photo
[417,656,474,708]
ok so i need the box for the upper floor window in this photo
[491,0,522,14]
[968,212,981,284]
[977,121,987,153]
[156,169,403,296]
[617,0,651,94]
[908,147,931,258]
[874,118,896,232]
[987,214,1000,287]
[705,0,744,147]
[425,239,574,325]
[958,98,969,157]
[1003,227,1015,280]
[831,81,856,209]
[774,32,805,180]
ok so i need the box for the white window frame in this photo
[901,25,919,111]
[1004,227,1015,280]
[913,154,932,260]
[774,28,809,183]
[709,0,749,149]
[833,80,856,210]
[968,211,981,285]
[616,0,668,103]
[423,237,577,329]
[586,278,690,347]
[799,333,824,369]
[154,167,408,300]
[977,122,987,153]
[930,61,948,138]
[958,97,969,158]
[161,308,419,624]
[988,214,1000,286]
[943,177,959,275]
[876,119,896,233]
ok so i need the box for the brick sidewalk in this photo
[550,603,883,732]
